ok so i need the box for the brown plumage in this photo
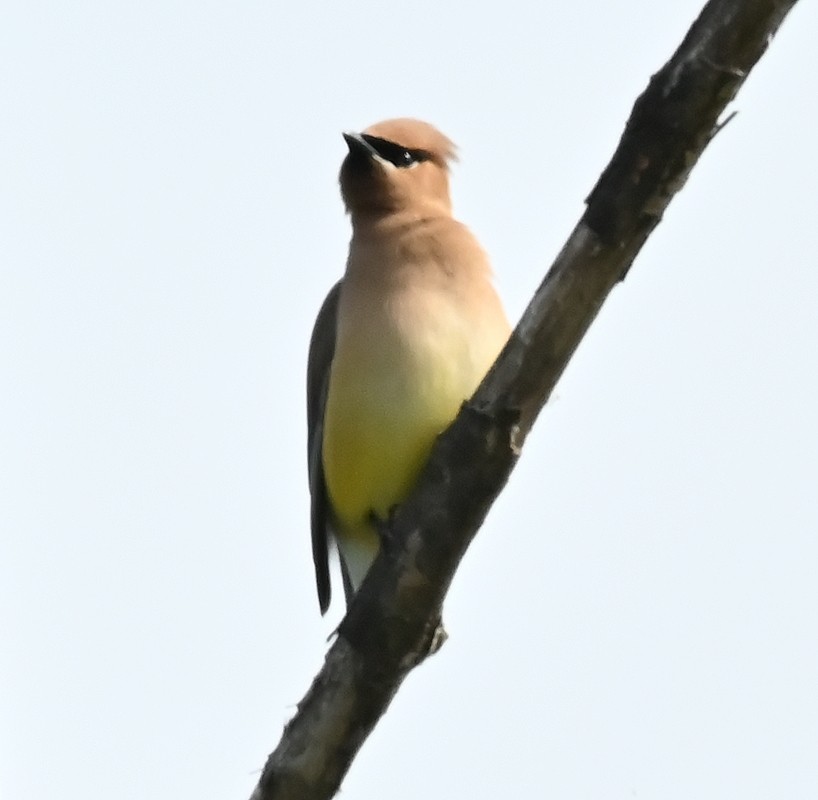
[307,119,509,613]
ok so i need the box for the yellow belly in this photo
[321,279,508,590]
[323,340,467,532]
[325,339,469,590]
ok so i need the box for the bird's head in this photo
[339,118,456,218]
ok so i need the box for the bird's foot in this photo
[369,505,400,547]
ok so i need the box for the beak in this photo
[343,131,378,159]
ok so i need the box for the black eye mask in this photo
[360,134,432,168]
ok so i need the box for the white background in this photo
[2,2,817,798]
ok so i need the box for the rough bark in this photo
[250,1,800,798]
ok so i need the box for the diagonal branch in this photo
[250,1,799,798]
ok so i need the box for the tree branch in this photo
[250,1,799,797]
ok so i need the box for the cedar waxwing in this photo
[307,119,510,613]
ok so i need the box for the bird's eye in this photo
[361,134,430,169]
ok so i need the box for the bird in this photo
[307,118,510,614]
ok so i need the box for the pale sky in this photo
[2,2,817,798]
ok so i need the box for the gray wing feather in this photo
[306,281,341,614]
